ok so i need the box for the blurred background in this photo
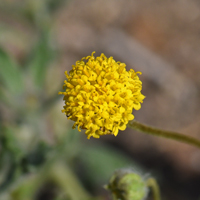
[1,0,200,199]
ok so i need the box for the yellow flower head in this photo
[59,52,145,139]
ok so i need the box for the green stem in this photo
[146,178,161,200]
[7,134,93,200]
[128,120,200,149]
[50,162,91,200]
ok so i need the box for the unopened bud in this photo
[105,169,148,200]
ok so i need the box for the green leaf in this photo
[79,142,143,186]
[0,48,24,94]
[28,32,53,89]
[1,126,24,160]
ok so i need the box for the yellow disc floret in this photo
[59,51,145,139]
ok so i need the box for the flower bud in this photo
[106,169,148,200]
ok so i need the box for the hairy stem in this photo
[128,120,200,149]
[146,178,161,200]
